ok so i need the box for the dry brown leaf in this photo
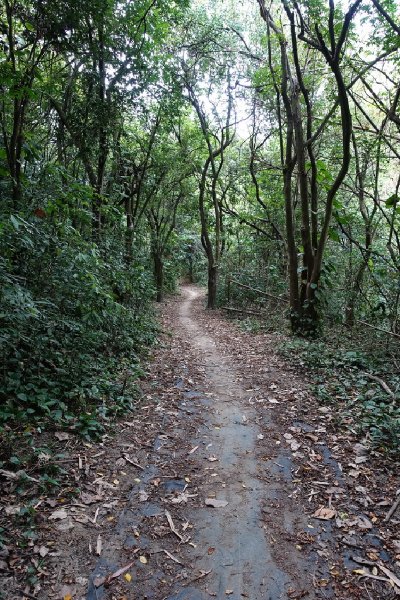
[312,507,336,520]
[38,546,49,558]
[49,509,68,520]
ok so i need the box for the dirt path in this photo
[174,286,315,599]
[5,285,397,600]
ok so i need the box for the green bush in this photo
[0,211,156,434]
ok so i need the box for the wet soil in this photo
[84,286,328,600]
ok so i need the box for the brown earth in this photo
[1,285,399,600]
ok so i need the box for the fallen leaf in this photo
[100,561,135,587]
[139,555,147,564]
[205,498,228,508]
[169,491,197,505]
[5,505,21,516]
[124,573,132,582]
[355,515,373,530]
[348,469,361,478]
[55,432,70,441]
[38,545,49,558]
[313,507,336,520]
[56,518,74,531]
[49,509,68,520]
[139,490,149,502]
[93,576,106,588]
[80,492,103,505]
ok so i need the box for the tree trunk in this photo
[207,264,218,309]
[125,202,134,265]
[153,252,164,302]
[345,261,367,326]
[188,251,194,283]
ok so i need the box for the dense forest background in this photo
[1,0,400,453]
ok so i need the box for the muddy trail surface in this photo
[82,285,322,600]
[3,286,398,600]
[168,286,316,599]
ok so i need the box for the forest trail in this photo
[78,284,327,600]
[173,286,315,599]
[11,285,396,600]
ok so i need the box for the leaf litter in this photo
[1,287,399,600]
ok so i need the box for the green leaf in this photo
[10,215,20,230]
[328,228,340,242]
[385,194,399,207]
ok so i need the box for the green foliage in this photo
[0,210,156,435]
[280,336,400,455]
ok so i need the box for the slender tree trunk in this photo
[207,263,218,309]
[153,252,164,302]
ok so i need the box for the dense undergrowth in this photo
[281,329,400,456]
[0,210,157,455]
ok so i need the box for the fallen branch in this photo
[165,510,184,542]
[229,279,288,302]
[0,469,39,483]
[378,563,400,589]
[384,492,400,522]
[362,372,395,397]
[356,319,400,340]
[221,306,262,316]
[17,590,38,600]
[184,569,212,586]
[123,454,145,470]
[352,556,400,591]
[357,572,392,584]
[152,549,183,565]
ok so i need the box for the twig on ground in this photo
[123,454,145,470]
[184,569,212,586]
[384,491,400,522]
[165,510,184,542]
[362,372,395,397]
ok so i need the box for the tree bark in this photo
[153,252,164,303]
[207,264,218,309]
